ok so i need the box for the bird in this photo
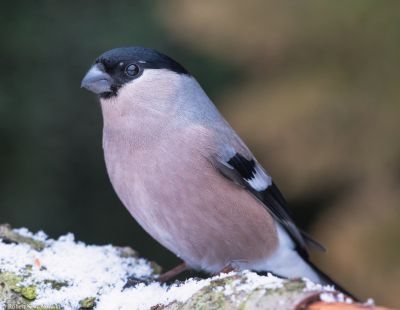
[81,46,354,297]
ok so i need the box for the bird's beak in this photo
[81,63,112,94]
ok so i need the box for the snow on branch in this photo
[0,224,386,310]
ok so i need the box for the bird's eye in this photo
[125,64,139,77]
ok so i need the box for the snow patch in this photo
[0,228,153,309]
[320,292,353,304]
[13,227,49,242]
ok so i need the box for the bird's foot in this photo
[157,262,188,283]
[217,264,238,275]
[123,262,188,288]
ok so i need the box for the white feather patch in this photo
[247,165,272,191]
[246,225,321,283]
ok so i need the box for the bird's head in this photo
[81,47,190,100]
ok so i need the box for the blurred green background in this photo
[1,0,399,306]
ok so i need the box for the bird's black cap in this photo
[95,47,189,75]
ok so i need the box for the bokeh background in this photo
[1,1,399,306]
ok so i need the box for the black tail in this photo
[307,260,359,302]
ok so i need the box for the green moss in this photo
[44,279,69,290]
[181,274,261,310]
[25,264,33,272]
[0,224,45,251]
[149,261,163,275]
[239,288,268,309]
[0,272,28,309]
[79,296,96,309]
[185,283,228,310]
[0,271,23,293]
[21,285,37,300]
[283,280,306,292]
[0,271,38,301]
[192,292,226,310]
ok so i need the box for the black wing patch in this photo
[251,184,308,257]
[227,153,256,180]
[217,152,325,258]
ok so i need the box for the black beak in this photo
[81,63,112,94]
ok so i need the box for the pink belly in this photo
[106,149,278,273]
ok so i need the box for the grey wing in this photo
[213,147,325,259]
